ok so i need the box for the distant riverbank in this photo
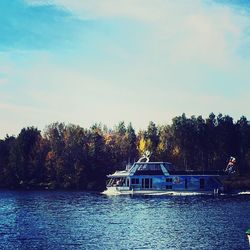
[1,114,250,192]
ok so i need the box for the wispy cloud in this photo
[26,0,250,66]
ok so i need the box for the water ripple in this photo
[0,191,249,249]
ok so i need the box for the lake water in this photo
[0,191,249,250]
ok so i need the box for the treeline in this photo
[0,113,250,190]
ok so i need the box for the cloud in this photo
[25,0,172,21]
[1,0,250,138]
[25,0,250,66]
[0,0,85,51]
[10,1,244,72]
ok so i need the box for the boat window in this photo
[166,178,172,182]
[166,185,172,190]
[200,179,205,190]
[126,178,129,187]
[131,178,139,185]
[108,178,126,187]
[142,178,152,189]
[134,163,163,175]
[136,163,162,171]
[163,163,176,171]
[107,179,113,186]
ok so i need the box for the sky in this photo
[0,0,250,138]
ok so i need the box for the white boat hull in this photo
[102,187,213,196]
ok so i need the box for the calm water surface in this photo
[0,191,249,250]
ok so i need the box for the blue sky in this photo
[0,0,250,138]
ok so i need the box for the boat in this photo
[102,152,232,195]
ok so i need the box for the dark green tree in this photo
[8,127,43,187]
[145,121,159,160]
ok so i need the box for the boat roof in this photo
[168,170,227,176]
[134,162,172,164]
[107,162,173,177]
[107,160,227,178]
[107,170,129,178]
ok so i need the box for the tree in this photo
[44,122,66,188]
[171,114,196,169]
[236,116,250,174]
[0,112,249,191]
[126,122,137,162]
[63,124,88,189]
[145,121,159,160]
[156,125,172,162]
[8,127,43,187]
[0,136,16,187]
[213,114,238,170]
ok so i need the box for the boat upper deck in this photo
[107,161,227,177]
[168,170,227,176]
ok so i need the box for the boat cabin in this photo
[105,161,226,194]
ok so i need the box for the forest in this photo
[0,113,250,191]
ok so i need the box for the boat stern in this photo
[102,186,131,195]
